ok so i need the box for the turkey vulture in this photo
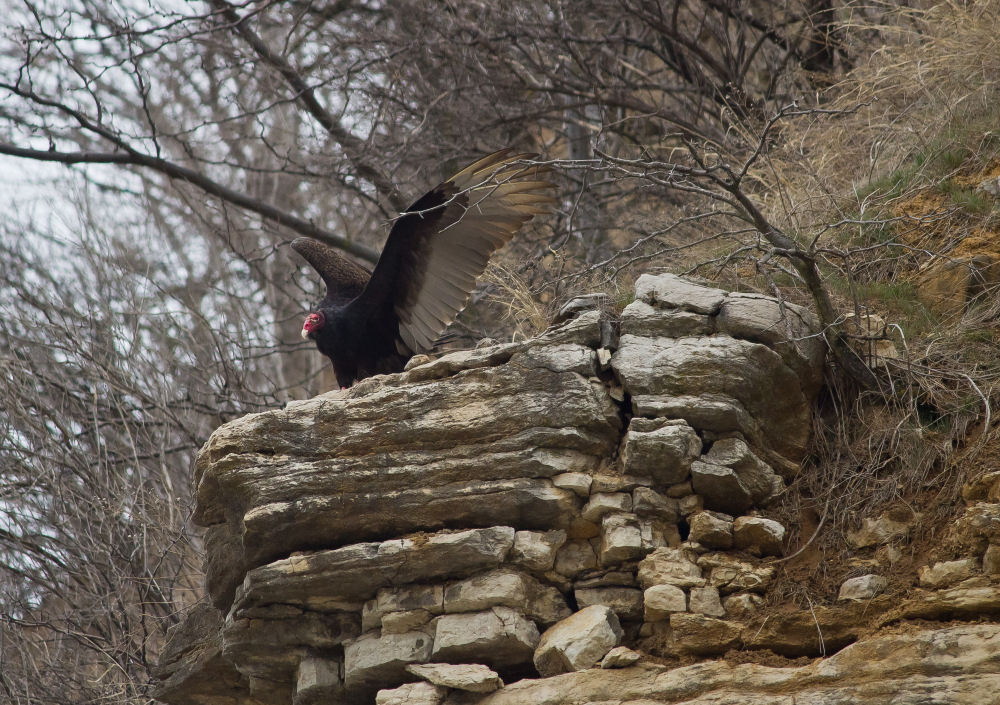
[293,149,554,388]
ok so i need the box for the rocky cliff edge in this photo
[153,274,1000,705]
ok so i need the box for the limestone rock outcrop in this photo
[153,274,1000,705]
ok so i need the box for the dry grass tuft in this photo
[481,261,552,341]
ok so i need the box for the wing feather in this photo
[347,149,554,353]
[291,237,371,305]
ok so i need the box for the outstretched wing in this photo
[291,237,371,306]
[347,149,554,353]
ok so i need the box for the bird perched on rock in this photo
[293,149,553,388]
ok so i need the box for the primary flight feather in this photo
[293,149,554,388]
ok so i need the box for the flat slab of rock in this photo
[232,527,515,611]
[634,273,727,314]
[194,340,621,607]
[470,625,1000,705]
[574,586,644,621]
[406,663,503,693]
[716,292,824,390]
[533,605,623,677]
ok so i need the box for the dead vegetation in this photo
[747,0,1000,608]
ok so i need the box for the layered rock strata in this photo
[155,274,844,705]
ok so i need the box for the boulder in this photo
[705,437,783,499]
[510,530,566,573]
[839,575,888,601]
[582,493,633,522]
[637,547,705,589]
[688,511,735,550]
[918,559,980,588]
[599,513,645,565]
[343,631,434,693]
[688,586,725,617]
[620,418,701,486]
[533,605,623,676]
[690,461,753,515]
[612,333,813,466]
[733,516,786,556]
[643,584,687,621]
[442,568,570,625]
[678,493,704,516]
[431,607,540,669]
[600,646,641,669]
[632,487,680,521]
[554,540,599,577]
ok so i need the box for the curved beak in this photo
[300,326,310,340]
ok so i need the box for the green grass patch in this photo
[939,180,994,216]
[826,275,938,339]
[856,164,921,201]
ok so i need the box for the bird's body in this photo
[293,149,553,388]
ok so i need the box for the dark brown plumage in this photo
[293,149,554,388]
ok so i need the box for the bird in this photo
[293,149,554,389]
